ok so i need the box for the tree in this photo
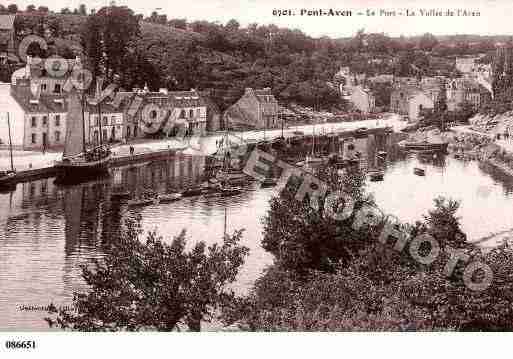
[78,4,87,16]
[261,164,375,274]
[225,19,240,32]
[60,8,71,14]
[168,18,187,30]
[37,6,49,13]
[26,4,36,12]
[82,5,140,82]
[7,4,18,14]
[418,33,438,52]
[46,218,249,331]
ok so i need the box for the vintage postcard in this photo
[0,0,512,356]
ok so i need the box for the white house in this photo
[0,82,26,149]
[408,91,434,121]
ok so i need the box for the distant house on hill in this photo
[390,85,434,121]
[349,86,376,113]
[223,88,279,130]
[446,77,491,110]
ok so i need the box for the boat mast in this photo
[97,92,103,147]
[81,93,86,154]
[7,112,14,172]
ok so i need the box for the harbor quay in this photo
[0,116,402,185]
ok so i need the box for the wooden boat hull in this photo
[55,156,111,182]
[368,172,384,181]
[0,171,16,188]
[414,168,426,176]
[157,193,182,203]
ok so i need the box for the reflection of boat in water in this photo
[368,170,384,181]
[414,167,426,176]
[54,91,111,181]
[377,151,387,158]
[157,192,182,203]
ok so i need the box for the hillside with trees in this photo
[0,4,503,112]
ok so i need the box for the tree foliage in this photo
[46,218,249,331]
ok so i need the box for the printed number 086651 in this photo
[5,340,36,350]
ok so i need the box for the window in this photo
[111,116,116,125]
[179,109,186,119]
[55,115,60,126]
[54,84,61,93]
[103,116,108,126]
[196,108,201,116]
[189,109,194,118]
[42,116,48,126]
[40,83,47,92]
[102,129,108,141]
[126,126,131,138]
[31,133,36,144]
[95,116,100,126]
[31,117,37,127]
[55,131,60,142]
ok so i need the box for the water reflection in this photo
[2,134,513,330]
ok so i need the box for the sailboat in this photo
[54,91,111,181]
[297,124,324,167]
[0,112,16,189]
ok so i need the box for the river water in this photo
[1,131,513,330]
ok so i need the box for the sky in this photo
[6,0,513,37]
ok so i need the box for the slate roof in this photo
[253,89,278,104]
[11,87,69,114]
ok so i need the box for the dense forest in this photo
[0,3,500,111]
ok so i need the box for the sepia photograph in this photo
[1,0,513,356]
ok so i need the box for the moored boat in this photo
[219,185,243,197]
[0,112,17,189]
[260,177,277,188]
[399,140,448,152]
[111,191,131,200]
[54,91,111,182]
[181,186,206,197]
[368,170,384,181]
[414,167,426,176]
[157,192,182,203]
[127,197,157,207]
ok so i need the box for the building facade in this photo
[349,86,376,113]
[0,15,15,62]
[390,85,434,121]
[446,77,491,110]
[223,88,279,130]
[10,78,68,150]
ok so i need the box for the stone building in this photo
[200,89,222,132]
[390,85,434,121]
[223,88,278,130]
[9,78,68,150]
[0,15,15,62]
[446,77,491,110]
[349,86,376,113]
